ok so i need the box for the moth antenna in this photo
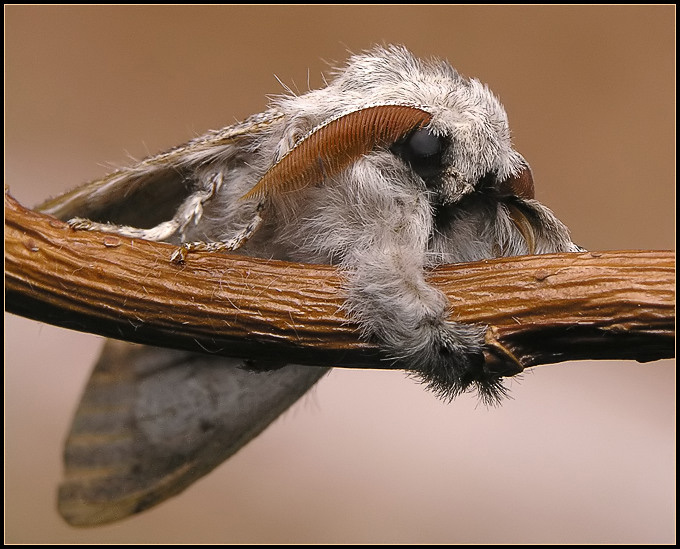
[241,104,433,202]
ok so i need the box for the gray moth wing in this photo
[38,109,328,525]
[37,108,283,229]
[59,340,329,526]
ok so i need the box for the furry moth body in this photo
[38,45,581,525]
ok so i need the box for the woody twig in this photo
[5,191,675,371]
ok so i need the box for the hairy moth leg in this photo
[67,172,224,242]
[170,201,265,264]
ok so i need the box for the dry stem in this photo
[5,191,675,371]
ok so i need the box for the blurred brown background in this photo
[4,5,675,544]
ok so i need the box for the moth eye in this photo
[391,128,447,181]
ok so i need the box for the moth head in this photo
[388,123,535,202]
[388,121,539,254]
[242,46,545,253]
[245,46,531,201]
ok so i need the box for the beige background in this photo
[5,5,675,544]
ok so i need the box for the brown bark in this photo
[4,191,675,371]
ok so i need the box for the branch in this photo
[5,191,675,372]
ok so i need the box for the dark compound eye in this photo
[391,128,447,181]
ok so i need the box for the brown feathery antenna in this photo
[241,105,433,202]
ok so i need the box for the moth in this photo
[38,45,581,526]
